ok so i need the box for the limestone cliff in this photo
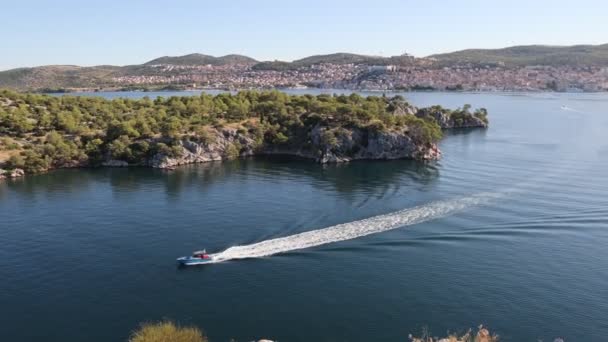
[147,125,440,169]
[143,102,489,169]
[0,168,25,179]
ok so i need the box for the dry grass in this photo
[221,118,260,130]
[410,325,499,342]
[129,321,207,342]
[0,137,24,163]
[0,150,21,164]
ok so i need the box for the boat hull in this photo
[176,256,214,266]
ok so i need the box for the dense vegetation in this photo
[0,89,485,174]
[253,53,418,71]
[144,53,258,66]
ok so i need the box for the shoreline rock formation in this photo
[0,168,25,180]
[143,101,487,169]
[146,125,443,169]
[0,90,488,176]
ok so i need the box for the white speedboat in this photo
[176,249,214,266]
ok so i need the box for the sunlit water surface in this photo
[2,91,608,341]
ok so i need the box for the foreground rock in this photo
[410,325,498,342]
[309,125,440,163]
[416,105,489,129]
[148,127,257,168]
[0,168,25,179]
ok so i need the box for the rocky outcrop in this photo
[147,125,439,169]
[415,107,489,129]
[102,160,129,167]
[149,127,258,168]
[392,101,418,116]
[0,168,25,179]
[310,125,439,163]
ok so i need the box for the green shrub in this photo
[21,150,51,173]
[320,130,339,148]
[129,321,206,342]
[224,142,241,159]
[171,145,184,158]
[0,137,20,150]
[5,154,25,170]
[152,142,173,156]
[195,126,214,145]
[366,119,386,133]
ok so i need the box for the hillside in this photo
[144,53,258,66]
[0,65,120,91]
[292,53,380,66]
[0,53,260,90]
[1,44,607,91]
[252,53,417,71]
[429,44,608,67]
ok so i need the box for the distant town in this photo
[112,61,608,92]
[2,44,608,92]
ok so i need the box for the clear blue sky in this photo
[2,0,607,70]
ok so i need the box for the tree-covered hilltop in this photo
[143,53,258,66]
[0,90,488,176]
[429,44,608,67]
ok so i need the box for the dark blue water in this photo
[2,92,608,341]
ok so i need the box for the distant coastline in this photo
[2,44,608,93]
[38,85,604,95]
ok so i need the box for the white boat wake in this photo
[210,191,502,263]
[560,105,583,113]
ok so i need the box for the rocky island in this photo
[0,90,488,177]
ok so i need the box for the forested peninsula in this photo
[0,90,488,178]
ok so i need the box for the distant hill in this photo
[292,53,379,66]
[429,44,608,67]
[144,53,258,66]
[251,60,293,71]
[253,53,417,70]
[0,53,259,90]
[0,65,121,90]
[1,45,608,90]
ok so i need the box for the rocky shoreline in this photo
[0,90,488,178]
[145,127,442,169]
[111,105,485,170]
[97,129,441,170]
[0,168,25,180]
[0,110,486,177]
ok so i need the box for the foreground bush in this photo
[129,321,207,342]
[409,325,499,342]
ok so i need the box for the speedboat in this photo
[177,249,215,266]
